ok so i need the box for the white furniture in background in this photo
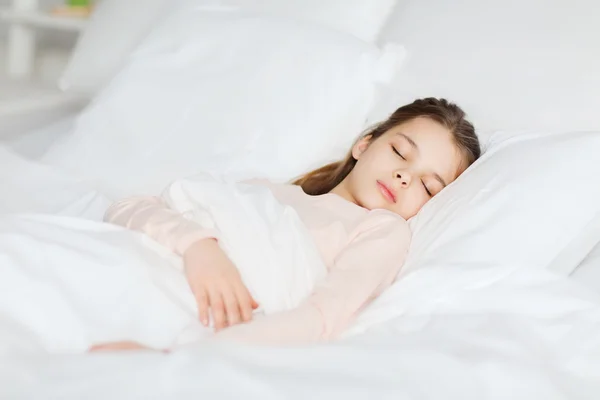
[1,0,87,79]
[0,0,88,120]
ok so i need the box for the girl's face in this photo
[333,117,465,219]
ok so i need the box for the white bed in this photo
[2,109,78,158]
[1,1,600,399]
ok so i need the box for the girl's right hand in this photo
[183,239,258,331]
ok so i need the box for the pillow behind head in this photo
[44,7,403,199]
[404,130,600,276]
[61,0,397,95]
[59,0,171,94]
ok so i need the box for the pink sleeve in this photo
[104,196,220,256]
[216,211,411,345]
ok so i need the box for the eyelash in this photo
[391,145,406,160]
[392,145,432,196]
[422,181,432,197]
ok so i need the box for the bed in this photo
[1,1,600,399]
[2,108,78,157]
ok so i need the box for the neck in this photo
[330,181,357,206]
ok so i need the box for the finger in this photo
[194,286,210,326]
[208,289,227,331]
[223,285,242,327]
[89,341,145,352]
[235,283,254,322]
[251,296,259,310]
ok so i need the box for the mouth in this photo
[376,180,397,203]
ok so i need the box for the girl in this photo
[91,97,481,351]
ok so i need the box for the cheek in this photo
[397,187,430,218]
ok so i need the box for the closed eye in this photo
[422,181,432,197]
[392,145,406,160]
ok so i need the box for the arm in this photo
[105,196,257,329]
[104,196,219,256]
[216,212,411,345]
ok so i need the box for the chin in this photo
[357,195,386,211]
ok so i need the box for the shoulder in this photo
[240,179,293,191]
[353,209,411,243]
[245,181,307,199]
[240,178,273,186]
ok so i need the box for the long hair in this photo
[293,97,481,195]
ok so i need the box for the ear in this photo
[351,135,372,160]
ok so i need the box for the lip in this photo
[377,180,397,203]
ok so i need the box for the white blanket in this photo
[162,174,327,314]
[2,262,600,398]
[2,164,600,397]
[0,145,110,220]
[0,175,326,354]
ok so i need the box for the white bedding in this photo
[0,102,83,159]
[5,114,78,160]
[165,175,327,314]
[1,1,600,394]
[0,176,328,354]
[0,146,109,220]
[1,122,600,398]
[1,265,599,399]
[0,150,598,397]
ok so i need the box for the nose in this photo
[394,169,412,188]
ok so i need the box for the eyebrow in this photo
[433,173,447,188]
[396,132,419,152]
[396,132,447,187]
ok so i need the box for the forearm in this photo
[215,302,325,345]
[105,196,219,255]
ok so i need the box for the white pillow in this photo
[403,130,600,276]
[60,0,397,95]
[218,0,397,42]
[44,7,403,199]
[571,245,600,295]
[546,213,600,276]
[59,0,171,94]
[374,0,600,140]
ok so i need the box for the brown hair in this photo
[293,97,481,195]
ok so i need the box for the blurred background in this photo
[0,0,92,136]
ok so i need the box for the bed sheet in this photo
[0,100,112,220]
[1,97,599,400]
[1,244,600,399]
[1,107,80,160]
[2,302,599,399]
[6,115,77,160]
[0,144,110,221]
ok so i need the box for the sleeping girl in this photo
[92,97,481,351]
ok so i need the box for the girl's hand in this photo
[89,341,164,352]
[184,239,258,331]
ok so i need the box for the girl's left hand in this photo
[89,341,166,353]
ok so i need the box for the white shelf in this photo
[0,8,88,32]
[0,78,83,117]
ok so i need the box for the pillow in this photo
[44,7,403,199]
[60,0,397,95]
[373,0,600,140]
[546,213,600,276]
[218,0,397,42]
[571,244,600,295]
[402,130,600,276]
[59,0,171,94]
